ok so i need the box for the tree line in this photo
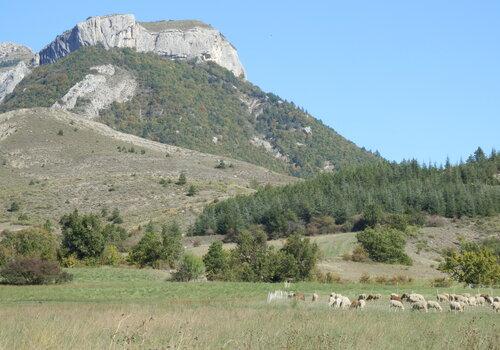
[191,148,500,240]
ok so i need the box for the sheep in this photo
[454,295,468,304]
[366,294,381,301]
[358,294,367,300]
[339,296,351,309]
[312,293,319,302]
[492,301,500,312]
[293,292,305,301]
[390,294,402,302]
[462,293,471,298]
[436,294,448,302]
[351,299,366,309]
[412,301,428,312]
[427,300,443,312]
[476,296,485,306]
[485,296,494,305]
[450,301,464,312]
[328,293,340,306]
[408,293,426,303]
[390,300,405,310]
[467,296,477,306]
[494,297,500,302]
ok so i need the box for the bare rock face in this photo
[52,64,137,118]
[0,43,37,103]
[39,14,245,78]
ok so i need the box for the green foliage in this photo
[176,172,187,185]
[0,228,59,265]
[0,258,72,285]
[277,233,319,281]
[440,244,500,285]
[172,254,205,282]
[161,222,184,268]
[356,227,412,265]
[129,222,184,268]
[186,184,197,196]
[100,245,123,266]
[7,201,20,212]
[59,210,127,259]
[192,151,500,239]
[203,241,228,281]
[129,231,163,268]
[108,208,123,224]
[0,46,376,176]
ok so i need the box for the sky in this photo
[1,0,498,164]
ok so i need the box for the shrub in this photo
[60,210,128,260]
[203,241,228,281]
[0,258,72,285]
[349,245,370,262]
[186,184,197,196]
[430,277,453,288]
[426,215,446,227]
[161,222,184,268]
[359,273,371,283]
[384,213,409,231]
[57,129,64,136]
[129,231,164,268]
[356,227,412,265]
[172,254,205,282]
[277,233,319,281]
[108,208,124,224]
[0,228,59,265]
[439,245,500,285]
[100,245,123,266]
[176,172,187,185]
[7,201,20,212]
[315,271,342,284]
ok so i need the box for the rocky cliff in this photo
[0,43,36,103]
[38,14,245,78]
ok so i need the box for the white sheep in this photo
[492,301,500,312]
[455,295,468,304]
[427,300,443,312]
[412,301,428,312]
[450,301,464,312]
[390,299,405,310]
[408,293,425,303]
[467,296,477,306]
[436,294,448,302]
[476,296,485,306]
[494,297,500,302]
[312,293,319,302]
[358,293,367,300]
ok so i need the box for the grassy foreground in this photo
[0,268,498,349]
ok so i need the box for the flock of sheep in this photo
[268,290,500,313]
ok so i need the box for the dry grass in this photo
[0,267,498,349]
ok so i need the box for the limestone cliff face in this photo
[38,14,245,78]
[0,43,36,103]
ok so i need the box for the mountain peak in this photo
[38,14,245,78]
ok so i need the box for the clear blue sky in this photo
[1,0,498,164]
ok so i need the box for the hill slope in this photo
[0,47,378,176]
[0,108,293,229]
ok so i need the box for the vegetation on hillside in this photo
[0,46,377,176]
[191,148,499,239]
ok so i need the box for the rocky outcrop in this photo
[0,43,37,103]
[52,64,137,118]
[39,14,245,78]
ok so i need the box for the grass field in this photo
[0,267,498,349]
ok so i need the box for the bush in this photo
[430,277,453,288]
[426,215,446,227]
[356,227,412,265]
[0,258,72,285]
[384,213,409,231]
[129,231,164,268]
[108,208,123,224]
[60,210,128,260]
[439,246,500,285]
[359,273,371,283]
[0,228,59,265]
[172,254,205,282]
[7,201,20,212]
[176,172,187,185]
[203,240,228,280]
[100,245,123,266]
[348,245,370,262]
[186,184,197,196]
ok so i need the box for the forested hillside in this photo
[191,148,500,239]
[0,47,377,176]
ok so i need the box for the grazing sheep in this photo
[427,300,443,312]
[390,300,405,310]
[366,294,381,301]
[358,294,367,300]
[463,293,471,298]
[476,296,485,306]
[437,294,448,302]
[390,294,402,302]
[408,293,426,303]
[492,301,500,312]
[293,292,305,301]
[494,297,500,302]
[448,294,457,301]
[485,296,494,304]
[467,297,477,306]
[412,301,428,312]
[450,301,464,312]
[339,296,351,309]
[351,299,366,309]
[455,295,468,304]
[328,293,340,306]
[312,293,319,302]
